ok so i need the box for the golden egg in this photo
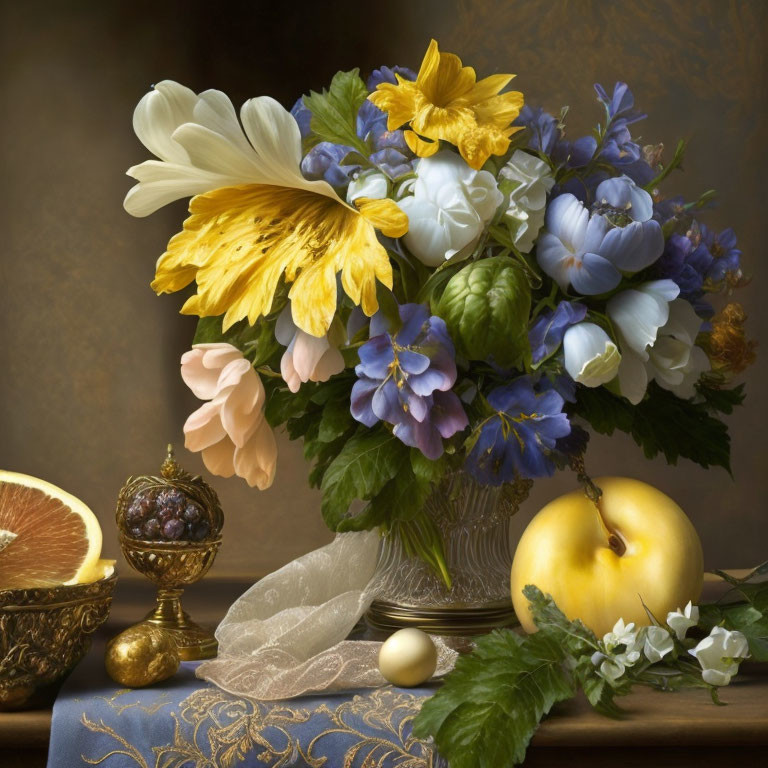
[105,624,180,688]
[378,628,437,687]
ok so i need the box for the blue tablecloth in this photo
[47,645,440,767]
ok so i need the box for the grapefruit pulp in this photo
[0,470,114,589]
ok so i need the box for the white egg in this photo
[378,628,438,687]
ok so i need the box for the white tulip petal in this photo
[563,323,621,387]
[201,436,237,478]
[234,419,278,490]
[608,287,673,357]
[216,358,254,393]
[183,401,227,451]
[617,346,649,404]
[312,346,345,383]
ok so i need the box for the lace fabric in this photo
[197,531,457,700]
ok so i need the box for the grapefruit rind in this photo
[0,470,104,587]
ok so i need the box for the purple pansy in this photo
[350,303,468,459]
[529,301,588,365]
[465,377,571,484]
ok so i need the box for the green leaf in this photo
[410,449,449,485]
[696,382,746,416]
[320,426,409,531]
[523,585,599,656]
[413,628,575,768]
[574,382,733,472]
[700,565,768,660]
[303,70,369,156]
[366,464,432,525]
[437,256,531,369]
[317,397,355,443]
[264,385,316,427]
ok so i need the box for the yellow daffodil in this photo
[124,81,408,337]
[369,40,524,171]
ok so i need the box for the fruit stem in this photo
[576,470,627,557]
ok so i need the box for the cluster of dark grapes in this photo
[124,488,211,542]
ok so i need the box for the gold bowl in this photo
[0,573,117,710]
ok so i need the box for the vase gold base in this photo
[365,599,518,638]
[140,587,218,660]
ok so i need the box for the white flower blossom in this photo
[275,305,344,393]
[346,171,389,203]
[642,626,674,663]
[689,626,750,686]
[597,655,627,683]
[593,618,643,682]
[499,150,555,253]
[607,280,710,404]
[563,322,621,387]
[397,150,503,266]
[667,601,700,640]
[603,618,639,653]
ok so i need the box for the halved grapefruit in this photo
[0,470,114,589]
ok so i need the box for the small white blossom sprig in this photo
[590,601,751,702]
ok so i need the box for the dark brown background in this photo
[1,0,765,578]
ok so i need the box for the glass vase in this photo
[366,472,532,637]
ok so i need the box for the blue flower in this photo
[529,301,588,365]
[514,105,559,155]
[367,65,417,91]
[537,192,664,295]
[702,225,742,282]
[350,303,468,459]
[594,175,653,222]
[290,97,312,140]
[300,141,358,187]
[653,195,686,225]
[552,135,598,168]
[652,223,741,317]
[465,377,571,484]
[297,99,415,187]
[594,82,645,168]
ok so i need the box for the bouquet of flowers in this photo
[124,40,753,575]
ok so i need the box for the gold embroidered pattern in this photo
[79,685,434,768]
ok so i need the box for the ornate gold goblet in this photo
[116,447,223,660]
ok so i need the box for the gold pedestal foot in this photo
[141,588,218,660]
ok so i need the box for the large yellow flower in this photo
[124,81,407,337]
[369,40,524,171]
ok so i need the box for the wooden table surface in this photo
[2,576,767,767]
